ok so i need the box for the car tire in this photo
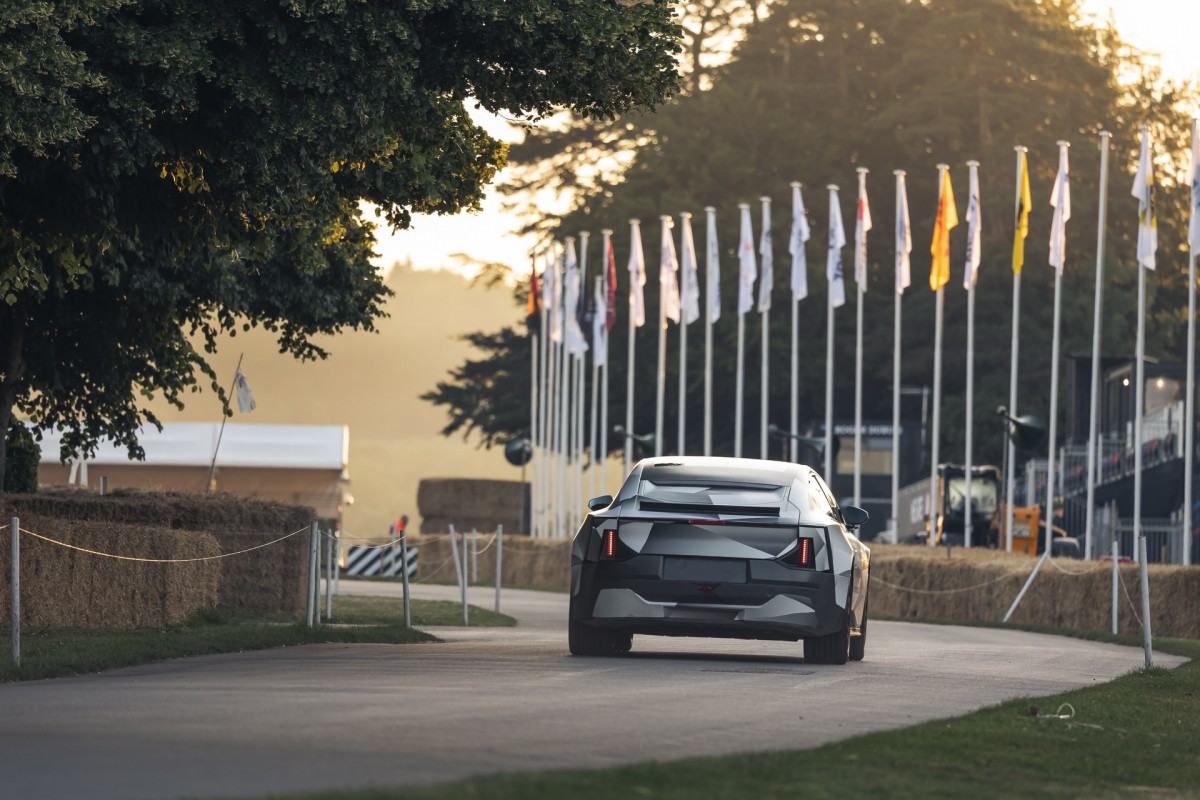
[804,613,851,665]
[569,617,633,657]
[849,595,868,662]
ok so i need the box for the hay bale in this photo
[868,544,1200,638]
[0,512,219,628]
[3,490,313,617]
[417,479,530,535]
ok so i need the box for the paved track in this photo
[0,581,1184,800]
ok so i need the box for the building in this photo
[36,422,351,530]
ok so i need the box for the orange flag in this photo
[929,167,958,291]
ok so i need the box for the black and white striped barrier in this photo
[344,544,419,577]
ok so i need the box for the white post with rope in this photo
[10,516,19,668]
[461,524,469,626]
[312,522,321,628]
[334,528,341,597]
[495,524,503,614]
[1139,536,1153,669]
[1111,540,1119,635]
[449,523,463,599]
[324,525,333,620]
[400,531,411,628]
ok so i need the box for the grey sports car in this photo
[569,456,871,665]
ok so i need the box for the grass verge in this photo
[343,577,570,594]
[281,635,1200,800]
[0,594,510,684]
[329,596,515,627]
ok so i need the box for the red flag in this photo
[605,237,618,330]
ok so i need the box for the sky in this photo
[370,0,1200,282]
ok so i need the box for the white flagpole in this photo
[1132,126,1156,665]
[656,215,672,457]
[1006,148,1026,552]
[600,229,613,494]
[625,219,642,474]
[825,185,841,484]
[928,164,949,547]
[790,183,802,463]
[964,160,981,549]
[1085,131,1112,561]
[540,250,552,537]
[853,168,869,505]
[736,202,751,458]
[530,258,541,538]
[1186,119,1200,567]
[590,274,602,501]
[679,212,692,455]
[557,243,570,538]
[760,196,773,459]
[704,207,717,457]
[577,232,590,514]
[1046,140,1071,559]
[891,170,910,541]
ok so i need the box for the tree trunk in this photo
[0,297,29,493]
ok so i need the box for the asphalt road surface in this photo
[0,581,1184,800]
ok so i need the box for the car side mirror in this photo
[587,495,614,512]
[841,505,869,529]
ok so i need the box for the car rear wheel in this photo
[569,617,633,656]
[804,614,850,665]
[849,595,868,662]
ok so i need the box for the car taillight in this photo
[603,530,618,559]
[797,536,814,568]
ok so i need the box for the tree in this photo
[425,0,1197,468]
[0,0,682,489]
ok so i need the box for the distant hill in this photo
[149,264,523,539]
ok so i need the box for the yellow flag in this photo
[1012,151,1031,274]
[929,168,958,290]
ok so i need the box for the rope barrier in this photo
[1045,557,1098,577]
[870,571,1025,596]
[412,554,457,583]
[16,524,310,563]
[1117,568,1145,632]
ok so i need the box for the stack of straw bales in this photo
[1,489,313,626]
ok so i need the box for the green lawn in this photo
[281,635,1200,800]
[329,596,515,627]
[0,597,511,683]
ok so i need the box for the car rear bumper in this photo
[571,557,845,641]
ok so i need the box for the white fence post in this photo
[10,516,19,669]
[1111,540,1119,635]
[312,522,321,628]
[495,525,503,614]
[334,528,341,597]
[461,523,469,627]
[400,531,411,628]
[1139,536,1153,669]
[324,526,333,620]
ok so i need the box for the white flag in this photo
[757,199,773,313]
[234,370,256,413]
[827,188,847,309]
[854,173,872,289]
[706,209,721,323]
[1190,123,1200,256]
[548,249,564,343]
[679,214,701,325]
[564,240,589,355]
[895,173,912,295]
[790,184,810,300]
[628,221,646,328]
[964,163,982,289]
[660,216,681,324]
[1049,143,1070,273]
[593,278,607,366]
[737,204,757,315]
[1133,131,1157,270]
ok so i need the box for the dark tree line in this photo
[424,0,1198,470]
